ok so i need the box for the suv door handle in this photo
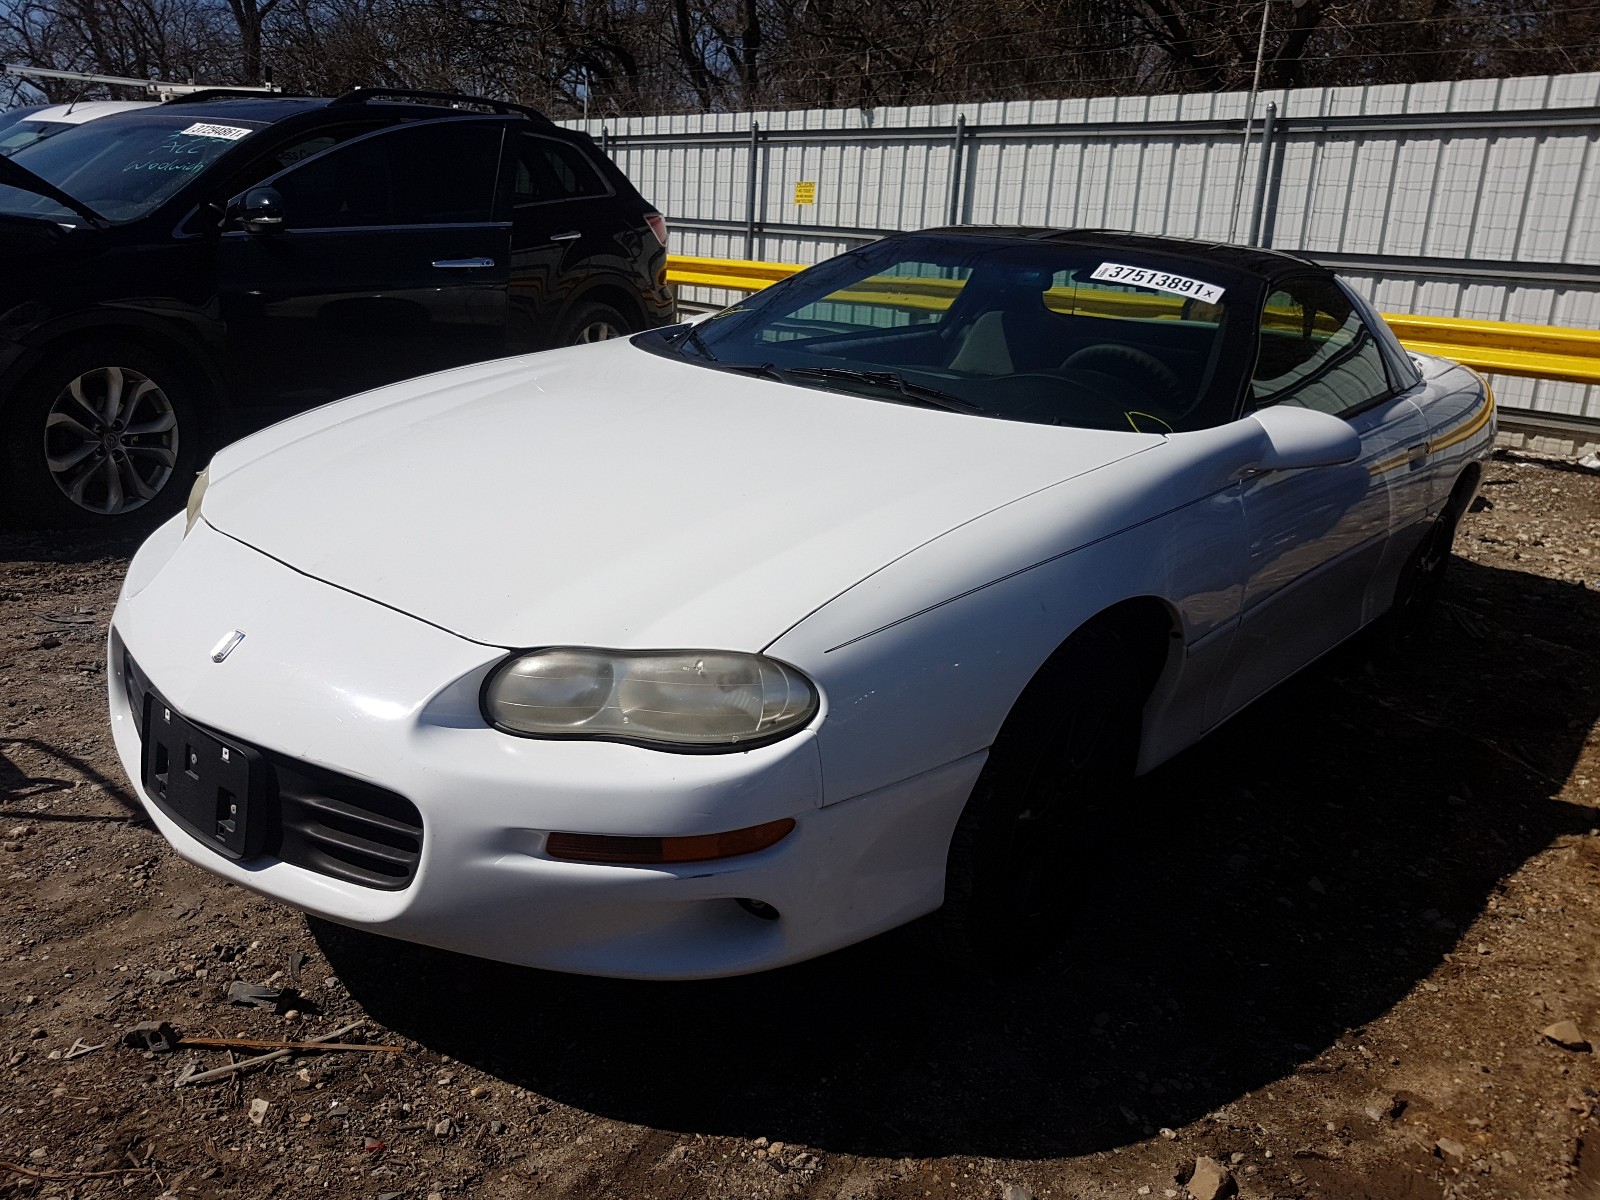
[549,230,582,242]
[431,257,496,269]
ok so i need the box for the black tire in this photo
[0,338,208,530]
[1381,483,1470,644]
[931,625,1144,971]
[555,301,632,346]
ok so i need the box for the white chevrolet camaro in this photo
[108,229,1494,978]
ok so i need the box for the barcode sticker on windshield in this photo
[179,122,253,141]
[1090,262,1225,304]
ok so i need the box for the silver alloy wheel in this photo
[574,320,622,344]
[43,365,179,515]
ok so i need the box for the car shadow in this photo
[312,554,1600,1160]
[0,737,143,816]
[0,526,147,564]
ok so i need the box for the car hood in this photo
[204,340,1161,650]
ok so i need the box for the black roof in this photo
[152,96,331,122]
[153,89,555,128]
[910,225,1327,285]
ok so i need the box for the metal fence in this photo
[567,71,1600,424]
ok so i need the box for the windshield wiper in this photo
[670,321,717,361]
[716,360,789,381]
[780,367,979,414]
[667,331,789,381]
[0,154,106,227]
[666,339,977,411]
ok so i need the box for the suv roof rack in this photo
[161,88,302,105]
[330,87,555,127]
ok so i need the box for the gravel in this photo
[2,451,1598,1199]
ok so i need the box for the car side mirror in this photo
[1247,404,1362,471]
[237,187,285,237]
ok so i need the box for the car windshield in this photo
[0,114,264,222]
[671,235,1242,433]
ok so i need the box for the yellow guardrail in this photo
[1380,315,1600,388]
[665,254,1600,387]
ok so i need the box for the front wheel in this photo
[1,339,207,529]
[932,625,1143,971]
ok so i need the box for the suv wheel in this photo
[558,302,632,346]
[1,339,206,529]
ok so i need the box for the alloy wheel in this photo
[574,320,622,344]
[1393,513,1454,636]
[43,365,179,515]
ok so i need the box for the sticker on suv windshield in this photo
[178,122,253,141]
[1090,262,1225,304]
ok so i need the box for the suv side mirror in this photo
[237,187,285,237]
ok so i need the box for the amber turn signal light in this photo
[546,818,796,865]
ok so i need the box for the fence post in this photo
[947,114,967,226]
[1249,102,1278,247]
[745,120,760,260]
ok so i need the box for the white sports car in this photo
[108,228,1494,978]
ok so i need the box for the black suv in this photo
[0,88,673,526]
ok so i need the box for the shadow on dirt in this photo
[0,526,148,566]
[314,554,1600,1160]
[1,737,141,815]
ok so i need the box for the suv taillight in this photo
[644,211,668,246]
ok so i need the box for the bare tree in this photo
[4,0,1597,115]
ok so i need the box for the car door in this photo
[1209,275,1432,722]
[506,131,630,350]
[215,116,513,410]
[1339,282,1449,605]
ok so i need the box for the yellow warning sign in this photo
[794,181,817,206]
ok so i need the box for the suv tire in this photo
[556,301,632,346]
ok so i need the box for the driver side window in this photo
[1252,278,1394,416]
[261,120,505,230]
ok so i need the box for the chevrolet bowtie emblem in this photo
[210,630,246,663]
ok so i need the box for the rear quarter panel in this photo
[1413,353,1497,513]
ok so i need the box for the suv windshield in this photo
[670,235,1242,433]
[0,120,73,157]
[0,114,263,223]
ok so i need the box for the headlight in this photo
[184,466,210,536]
[483,648,818,748]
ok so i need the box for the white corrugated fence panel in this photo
[573,72,1600,420]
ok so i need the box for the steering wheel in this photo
[1060,345,1186,414]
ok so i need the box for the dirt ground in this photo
[3,451,1600,1200]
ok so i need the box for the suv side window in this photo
[268,120,506,229]
[1251,277,1394,417]
[194,123,383,230]
[512,133,609,204]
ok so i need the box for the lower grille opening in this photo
[274,758,423,891]
[123,651,424,891]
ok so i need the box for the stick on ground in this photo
[175,1021,367,1087]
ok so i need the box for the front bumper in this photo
[109,517,980,978]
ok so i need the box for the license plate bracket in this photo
[140,693,271,860]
